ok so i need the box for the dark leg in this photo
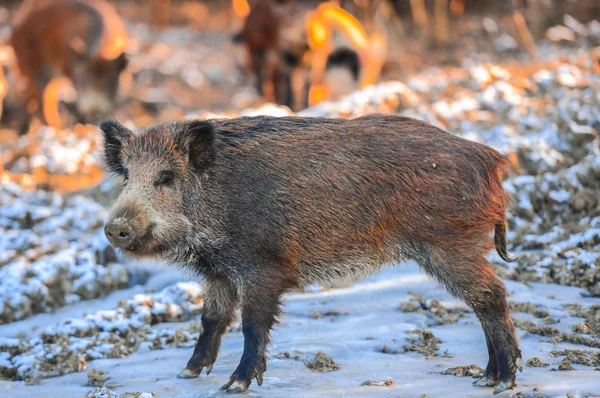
[17,110,32,136]
[221,284,283,393]
[178,277,238,378]
[473,328,499,387]
[255,69,265,97]
[478,302,522,394]
[63,101,86,125]
[249,48,266,97]
[275,67,293,109]
[416,247,522,395]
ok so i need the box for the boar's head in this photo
[72,53,128,117]
[100,119,219,260]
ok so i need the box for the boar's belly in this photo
[298,256,392,287]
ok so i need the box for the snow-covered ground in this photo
[1,264,599,398]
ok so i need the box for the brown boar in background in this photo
[10,0,128,132]
[101,114,522,394]
[237,0,295,108]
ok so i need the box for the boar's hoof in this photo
[221,379,250,394]
[493,380,516,395]
[472,376,497,387]
[177,368,201,379]
[516,357,523,372]
[221,355,266,393]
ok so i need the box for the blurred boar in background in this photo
[101,114,522,394]
[324,46,360,100]
[237,0,292,108]
[10,0,128,132]
[304,2,387,107]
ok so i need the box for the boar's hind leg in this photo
[417,248,522,395]
[178,277,238,379]
[476,328,498,387]
[221,283,283,393]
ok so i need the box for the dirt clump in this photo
[403,329,442,358]
[274,351,302,361]
[551,349,600,367]
[87,369,109,387]
[306,352,340,372]
[400,294,466,325]
[526,357,549,367]
[361,379,395,386]
[513,318,600,348]
[441,364,485,377]
[508,301,551,318]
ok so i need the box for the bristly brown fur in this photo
[101,114,522,393]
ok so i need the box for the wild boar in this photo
[101,114,522,394]
[10,0,128,131]
[237,0,292,107]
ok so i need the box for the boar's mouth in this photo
[118,223,163,256]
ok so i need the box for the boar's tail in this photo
[494,220,517,262]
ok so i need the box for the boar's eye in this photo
[155,170,175,187]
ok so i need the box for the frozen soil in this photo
[0,181,130,325]
[1,265,599,397]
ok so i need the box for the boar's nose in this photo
[104,218,135,248]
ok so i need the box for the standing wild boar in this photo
[10,0,128,130]
[101,114,522,394]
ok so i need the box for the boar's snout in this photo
[104,218,135,248]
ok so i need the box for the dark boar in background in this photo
[10,0,128,131]
[101,114,521,394]
[237,0,293,108]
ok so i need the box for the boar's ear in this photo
[177,120,217,171]
[99,119,133,176]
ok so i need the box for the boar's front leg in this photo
[178,276,238,379]
[221,282,283,393]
